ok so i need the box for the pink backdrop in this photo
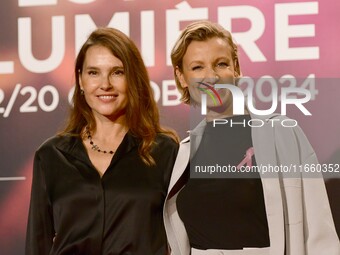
[0,0,339,254]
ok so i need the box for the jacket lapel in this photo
[167,137,190,196]
[167,119,206,195]
[251,115,285,255]
[189,119,207,160]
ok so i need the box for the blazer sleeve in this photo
[294,126,340,255]
[273,117,340,255]
[26,151,55,255]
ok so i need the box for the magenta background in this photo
[0,0,339,254]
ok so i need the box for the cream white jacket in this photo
[164,115,340,255]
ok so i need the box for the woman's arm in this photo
[294,126,340,255]
[26,151,55,255]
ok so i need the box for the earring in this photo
[80,89,84,95]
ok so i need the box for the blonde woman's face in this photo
[176,37,236,111]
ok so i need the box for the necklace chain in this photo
[85,126,115,154]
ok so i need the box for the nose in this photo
[202,68,219,85]
[100,75,113,90]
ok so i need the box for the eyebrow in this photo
[84,65,124,71]
[188,57,231,66]
[84,66,99,70]
[215,56,231,62]
[188,60,204,66]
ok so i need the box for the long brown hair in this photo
[61,27,178,165]
[171,20,241,104]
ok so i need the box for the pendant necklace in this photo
[85,126,115,154]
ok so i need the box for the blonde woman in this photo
[164,20,339,255]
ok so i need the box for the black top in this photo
[26,133,178,255]
[177,115,270,250]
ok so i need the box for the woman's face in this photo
[79,45,128,122]
[176,37,236,112]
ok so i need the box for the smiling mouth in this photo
[98,95,117,99]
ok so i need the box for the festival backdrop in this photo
[0,0,339,254]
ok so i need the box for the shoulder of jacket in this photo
[180,136,190,144]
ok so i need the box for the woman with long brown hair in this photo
[26,27,178,255]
